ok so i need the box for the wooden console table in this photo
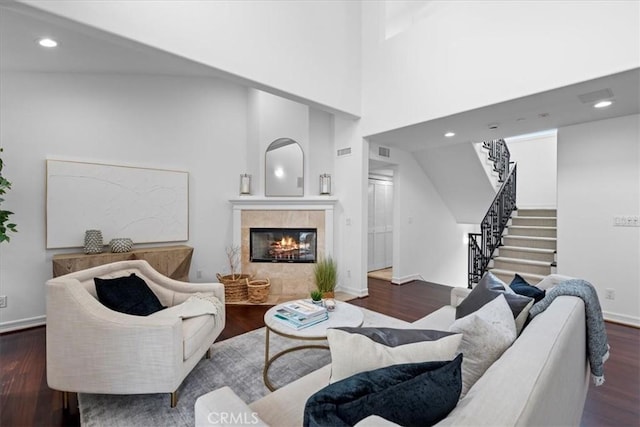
[52,245,193,282]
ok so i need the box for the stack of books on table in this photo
[274,300,328,330]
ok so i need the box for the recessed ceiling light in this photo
[594,100,613,109]
[444,132,455,138]
[38,38,58,48]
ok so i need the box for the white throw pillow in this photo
[449,294,517,398]
[327,327,462,383]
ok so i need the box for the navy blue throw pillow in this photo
[303,354,463,427]
[510,274,546,303]
[94,273,165,316]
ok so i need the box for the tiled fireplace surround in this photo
[230,197,337,300]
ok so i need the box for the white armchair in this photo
[46,259,226,407]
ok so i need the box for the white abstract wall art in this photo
[46,159,189,249]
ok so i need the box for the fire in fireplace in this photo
[250,228,317,263]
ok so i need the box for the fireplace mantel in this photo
[229,196,338,208]
[229,197,338,258]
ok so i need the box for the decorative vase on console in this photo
[110,238,133,253]
[84,229,103,254]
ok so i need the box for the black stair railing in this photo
[468,161,517,288]
[482,139,511,182]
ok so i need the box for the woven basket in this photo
[247,278,271,304]
[216,273,251,302]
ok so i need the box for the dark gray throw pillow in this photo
[456,272,533,320]
[94,273,165,316]
[304,354,463,427]
[510,274,546,303]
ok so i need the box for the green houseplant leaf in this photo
[310,289,323,302]
[0,147,17,243]
[314,256,337,293]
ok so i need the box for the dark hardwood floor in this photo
[1,278,638,426]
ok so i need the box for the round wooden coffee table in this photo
[263,300,364,391]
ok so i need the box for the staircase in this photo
[490,208,557,284]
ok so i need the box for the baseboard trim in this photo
[603,311,640,328]
[391,274,424,285]
[337,285,368,298]
[0,315,47,334]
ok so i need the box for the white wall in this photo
[413,142,497,224]
[21,0,362,117]
[308,108,335,195]
[247,90,335,197]
[0,72,249,330]
[506,131,558,208]
[557,114,640,326]
[333,117,368,297]
[369,146,476,288]
[249,90,309,196]
[361,1,640,136]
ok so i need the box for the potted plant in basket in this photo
[313,256,337,299]
[216,245,252,302]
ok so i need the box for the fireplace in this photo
[250,228,317,263]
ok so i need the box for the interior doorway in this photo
[367,170,394,277]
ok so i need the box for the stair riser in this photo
[503,236,557,250]
[497,249,555,263]
[508,227,557,238]
[511,217,557,227]
[516,209,556,217]
[491,271,543,285]
[493,260,552,276]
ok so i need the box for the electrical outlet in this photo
[614,215,640,227]
[605,288,615,300]
[196,270,203,279]
[0,295,7,308]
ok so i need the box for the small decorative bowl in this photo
[109,238,133,253]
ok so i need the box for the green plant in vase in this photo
[310,289,323,304]
[314,256,337,298]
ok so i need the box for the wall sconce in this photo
[240,173,252,195]
[320,173,331,195]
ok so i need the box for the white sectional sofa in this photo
[195,275,590,426]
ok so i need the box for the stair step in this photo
[493,257,553,276]
[503,235,557,250]
[507,225,557,238]
[511,216,557,227]
[490,269,546,285]
[494,257,552,266]
[516,208,557,217]
[497,246,555,262]
[499,245,555,254]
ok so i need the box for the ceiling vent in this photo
[378,146,391,158]
[578,88,614,104]
[337,147,352,157]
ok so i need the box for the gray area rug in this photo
[79,307,408,426]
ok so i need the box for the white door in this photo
[367,178,393,271]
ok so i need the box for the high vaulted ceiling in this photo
[2,2,638,152]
